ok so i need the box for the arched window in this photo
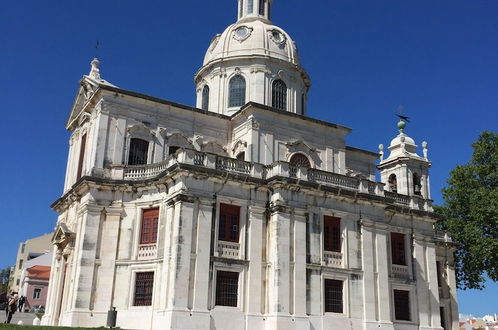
[229,75,246,108]
[202,85,210,110]
[259,0,265,15]
[236,152,245,161]
[413,173,421,195]
[388,174,397,193]
[128,138,149,165]
[289,153,311,167]
[272,79,287,110]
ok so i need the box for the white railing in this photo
[138,244,157,259]
[308,169,360,190]
[217,241,240,258]
[385,191,411,206]
[124,159,172,180]
[215,157,251,174]
[193,152,206,166]
[391,264,409,279]
[323,251,343,268]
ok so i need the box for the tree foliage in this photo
[0,267,11,293]
[436,131,498,290]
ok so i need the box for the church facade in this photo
[42,1,459,329]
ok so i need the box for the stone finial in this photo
[379,144,384,161]
[400,136,406,152]
[397,119,406,133]
[422,141,428,160]
[89,58,101,80]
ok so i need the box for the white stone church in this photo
[42,1,459,329]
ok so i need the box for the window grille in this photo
[289,153,311,167]
[393,290,410,321]
[272,79,287,110]
[229,75,246,107]
[390,233,406,265]
[324,279,343,313]
[324,216,341,252]
[77,133,87,179]
[128,138,149,165]
[202,85,210,110]
[215,271,239,307]
[134,272,154,306]
[140,208,159,244]
[218,204,240,242]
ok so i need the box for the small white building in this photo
[42,1,459,329]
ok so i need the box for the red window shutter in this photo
[218,204,241,242]
[391,233,406,265]
[324,216,341,252]
[140,208,159,244]
[76,134,87,180]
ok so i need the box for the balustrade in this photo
[323,250,343,268]
[391,264,409,279]
[217,241,240,258]
[138,244,158,259]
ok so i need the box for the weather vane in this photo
[396,104,410,123]
[95,40,100,58]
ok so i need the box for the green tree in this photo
[0,267,11,293]
[436,131,498,289]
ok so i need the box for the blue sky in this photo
[1,0,496,316]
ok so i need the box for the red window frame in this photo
[140,208,159,245]
[218,204,240,243]
[324,216,341,252]
[391,232,406,266]
[393,289,410,321]
[133,272,154,306]
[215,271,239,307]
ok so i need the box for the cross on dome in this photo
[237,0,273,22]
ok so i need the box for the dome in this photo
[203,18,300,67]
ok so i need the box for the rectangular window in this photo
[33,288,41,299]
[393,290,410,321]
[324,216,341,252]
[128,138,149,165]
[324,279,343,313]
[140,208,159,245]
[18,259,23,270]
[436,261,443,287]
[168,146,180,155]
[133,272,154,306]
[218,204,240,243]
[77,133,87,179]
[21,243,25,254]
[215,271,239,307]
[391,232,406,266]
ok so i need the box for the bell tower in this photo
[378,119,432,199]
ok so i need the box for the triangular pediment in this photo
[52,223,75,249]
[66,77,99,130]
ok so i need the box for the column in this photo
[426,242,442,328]
[192,199,214,311]
[69,204,103,313]
[41,246,61,325]
[361,221,377,327]
[266,206,292,330]
[166,196,195,310]
[93,205,123,311]
[293,211,308,327]
[375,228,394,326]
[414,235,430,328]
[246,115,260,163]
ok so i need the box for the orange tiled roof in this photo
[26,265,51,279]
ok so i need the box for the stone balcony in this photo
[323,250,343,268]
[99,148,433,212]
[216,241,240,259]
[138,243,157,260]
[391,264,410,279]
